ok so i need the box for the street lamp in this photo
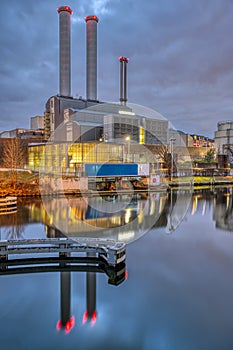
[169,138,176,181]
[99,133,108,142]
[205,137,208,155]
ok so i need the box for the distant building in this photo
[0,128,45,142]
[214,121,233,154]
[30,116,44,130]
[168,129,193,147]
[190,134,214,148]
[214,121,233,167]
[168,129,214,148]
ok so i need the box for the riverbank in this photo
[1,174,233,197]
[168,175,233,189]
[0,183,41,197]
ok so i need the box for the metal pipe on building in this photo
[119,57,124,104]
[85,15,99,101]
[123,58,128,105]
[57,6,72,97]
[119,56,129,105]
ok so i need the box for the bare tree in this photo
[2,138,26,188]
[155,145,178,179]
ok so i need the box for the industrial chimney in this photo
[57,6,72,97]
[85,16,99,101]
[119,56,129,105]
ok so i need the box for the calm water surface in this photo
[0,188,233,350]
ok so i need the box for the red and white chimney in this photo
[85,16,99,101]
[57,6,72,97]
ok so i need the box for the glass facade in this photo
[27,142,124,173]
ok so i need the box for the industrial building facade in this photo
[42,6,169,149]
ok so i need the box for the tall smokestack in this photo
[119,56,129,105]
[85,15,99,101]
[119,57,123,104]
[57,6,72,97]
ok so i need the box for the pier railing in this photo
[0,237,126,267]
[0,238,126,285]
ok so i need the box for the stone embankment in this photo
[0,184,41,197]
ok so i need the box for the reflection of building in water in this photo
[213,188,233,231]
[82,271,97,325]
[55,256,125,332]
[0,203,28,240]
[83,253,97,325]
[190,190,212,216]
[28,193,167,242]
[166,190,193,233]
[56,272,75,334]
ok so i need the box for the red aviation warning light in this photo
[65,316,75,334]
[119,56,129,62]
[91,311,97,326]
[82,311,98,325]
[85,15,99,22]
[56,320,62,331]
[57,6,73,15]
[56,316,75,334]
[82,311,88,325]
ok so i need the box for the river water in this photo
[0,188,233,350]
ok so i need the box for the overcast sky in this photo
[0,0,233,138]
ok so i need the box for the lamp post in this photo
[169,138,176,181]
[206,137,208,155]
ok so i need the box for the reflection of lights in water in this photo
[28,192,170,243]
[56,316,75,334]
[82,311,88,325]
[150,200,155,216]
[118,231,135,241]
[91,311,97,326]
[159,196,164,214]
[226,194,230,209]
[202,200,206,216]
[124,208,131,224]
[138,211,144,224]
[110,216,121,226]
[192,196,198,215]
[82,311,97,326]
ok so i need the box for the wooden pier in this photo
[0,196,17,215]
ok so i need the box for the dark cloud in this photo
[0,0,233,137]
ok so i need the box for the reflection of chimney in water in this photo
[57,6,72,97]
[85,15,99,101]
[119,56,129,105]
[56,272,75,334]
[82,253,97,325]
